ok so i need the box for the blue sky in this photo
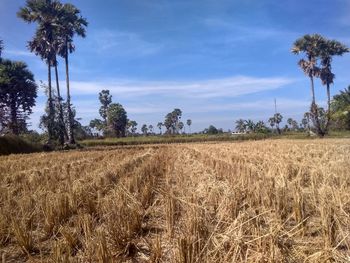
[1,0,350,132]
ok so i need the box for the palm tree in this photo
[245,119,255,133]
[157,122,163,135]
[292,34,326,136]
[274,113,283,134]
[235,119,246,133]
[268,117,275,131]
[56,3,87,144]
[178,121,184,134]
[319,40,349,130]
[186,119,192,134]
[148,124,154,134]
[18,0,62,142]
[29,29,67,144]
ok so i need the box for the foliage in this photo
[164,108,182,134]
[0,59,37,135]
[128,120,138,135]
[331,86,350,130]
[18,0,88,144]
[157,122,163,134]
[107,103,128,137]
[206,125,218,134]
[89,118,105,133]
[235,119,246,133]
[141,124,148,135]
[99,90,112,124]
[0,135,42,155]
[292,34,349,136]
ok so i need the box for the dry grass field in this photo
[0,139,350,262]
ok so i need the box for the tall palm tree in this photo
[319,40,349,129]
[17,0,62,142]
[245,119,255,133]
[186,119,192,134]
[273,113,283,134]
[235,119,246,133]
[29,29,67,144]
[292,34,325,136]
[57,3,87,144]
[268,117,275,131]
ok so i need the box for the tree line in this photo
[89,90,193,137]
[2,9,350,144]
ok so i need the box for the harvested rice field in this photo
[0,139,350,262]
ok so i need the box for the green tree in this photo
[141,124,148,136]
[292,34,327,136]
[303,112,311,134]
[0,60,37,135]
[57,3,88,144]
[268,117,275,131]
[164,108,182,134]
[18,0,62,142]
[186,119,192,134]
[254,121,268,133]
[157,122,163,135]
[128,120,138,135]
[148,124,154,134]
[107,103,127,137]
[89,118,105,134]
[331,86,350,130]
[274,113,283,134]
[98,90,112,125]
[235,119,246,133]
[245,119,255,133]
[207,125,218,134]
[319,40,349,130]
[178,121,184,133]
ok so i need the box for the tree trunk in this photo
[48,63,54,143]
[310,75,324,137]
[65,42,75,144]
[325,82,331,132]
[54,57,68,145]
[9,97,18,135]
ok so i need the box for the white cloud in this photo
[4,49,34,57]
[88,29,162,57]
[203,18,297,42]
[67,75,295,98]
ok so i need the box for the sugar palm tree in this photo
[186,119,192,134]
[18,0,62,142]
[292,34,325,136]
[56,3,87,144]
[29,29,67,144]
[273,113,283,134]
[235,119,246,133]
[319,40,349,129]
[245,119,255,133]
[268,117,275,131]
